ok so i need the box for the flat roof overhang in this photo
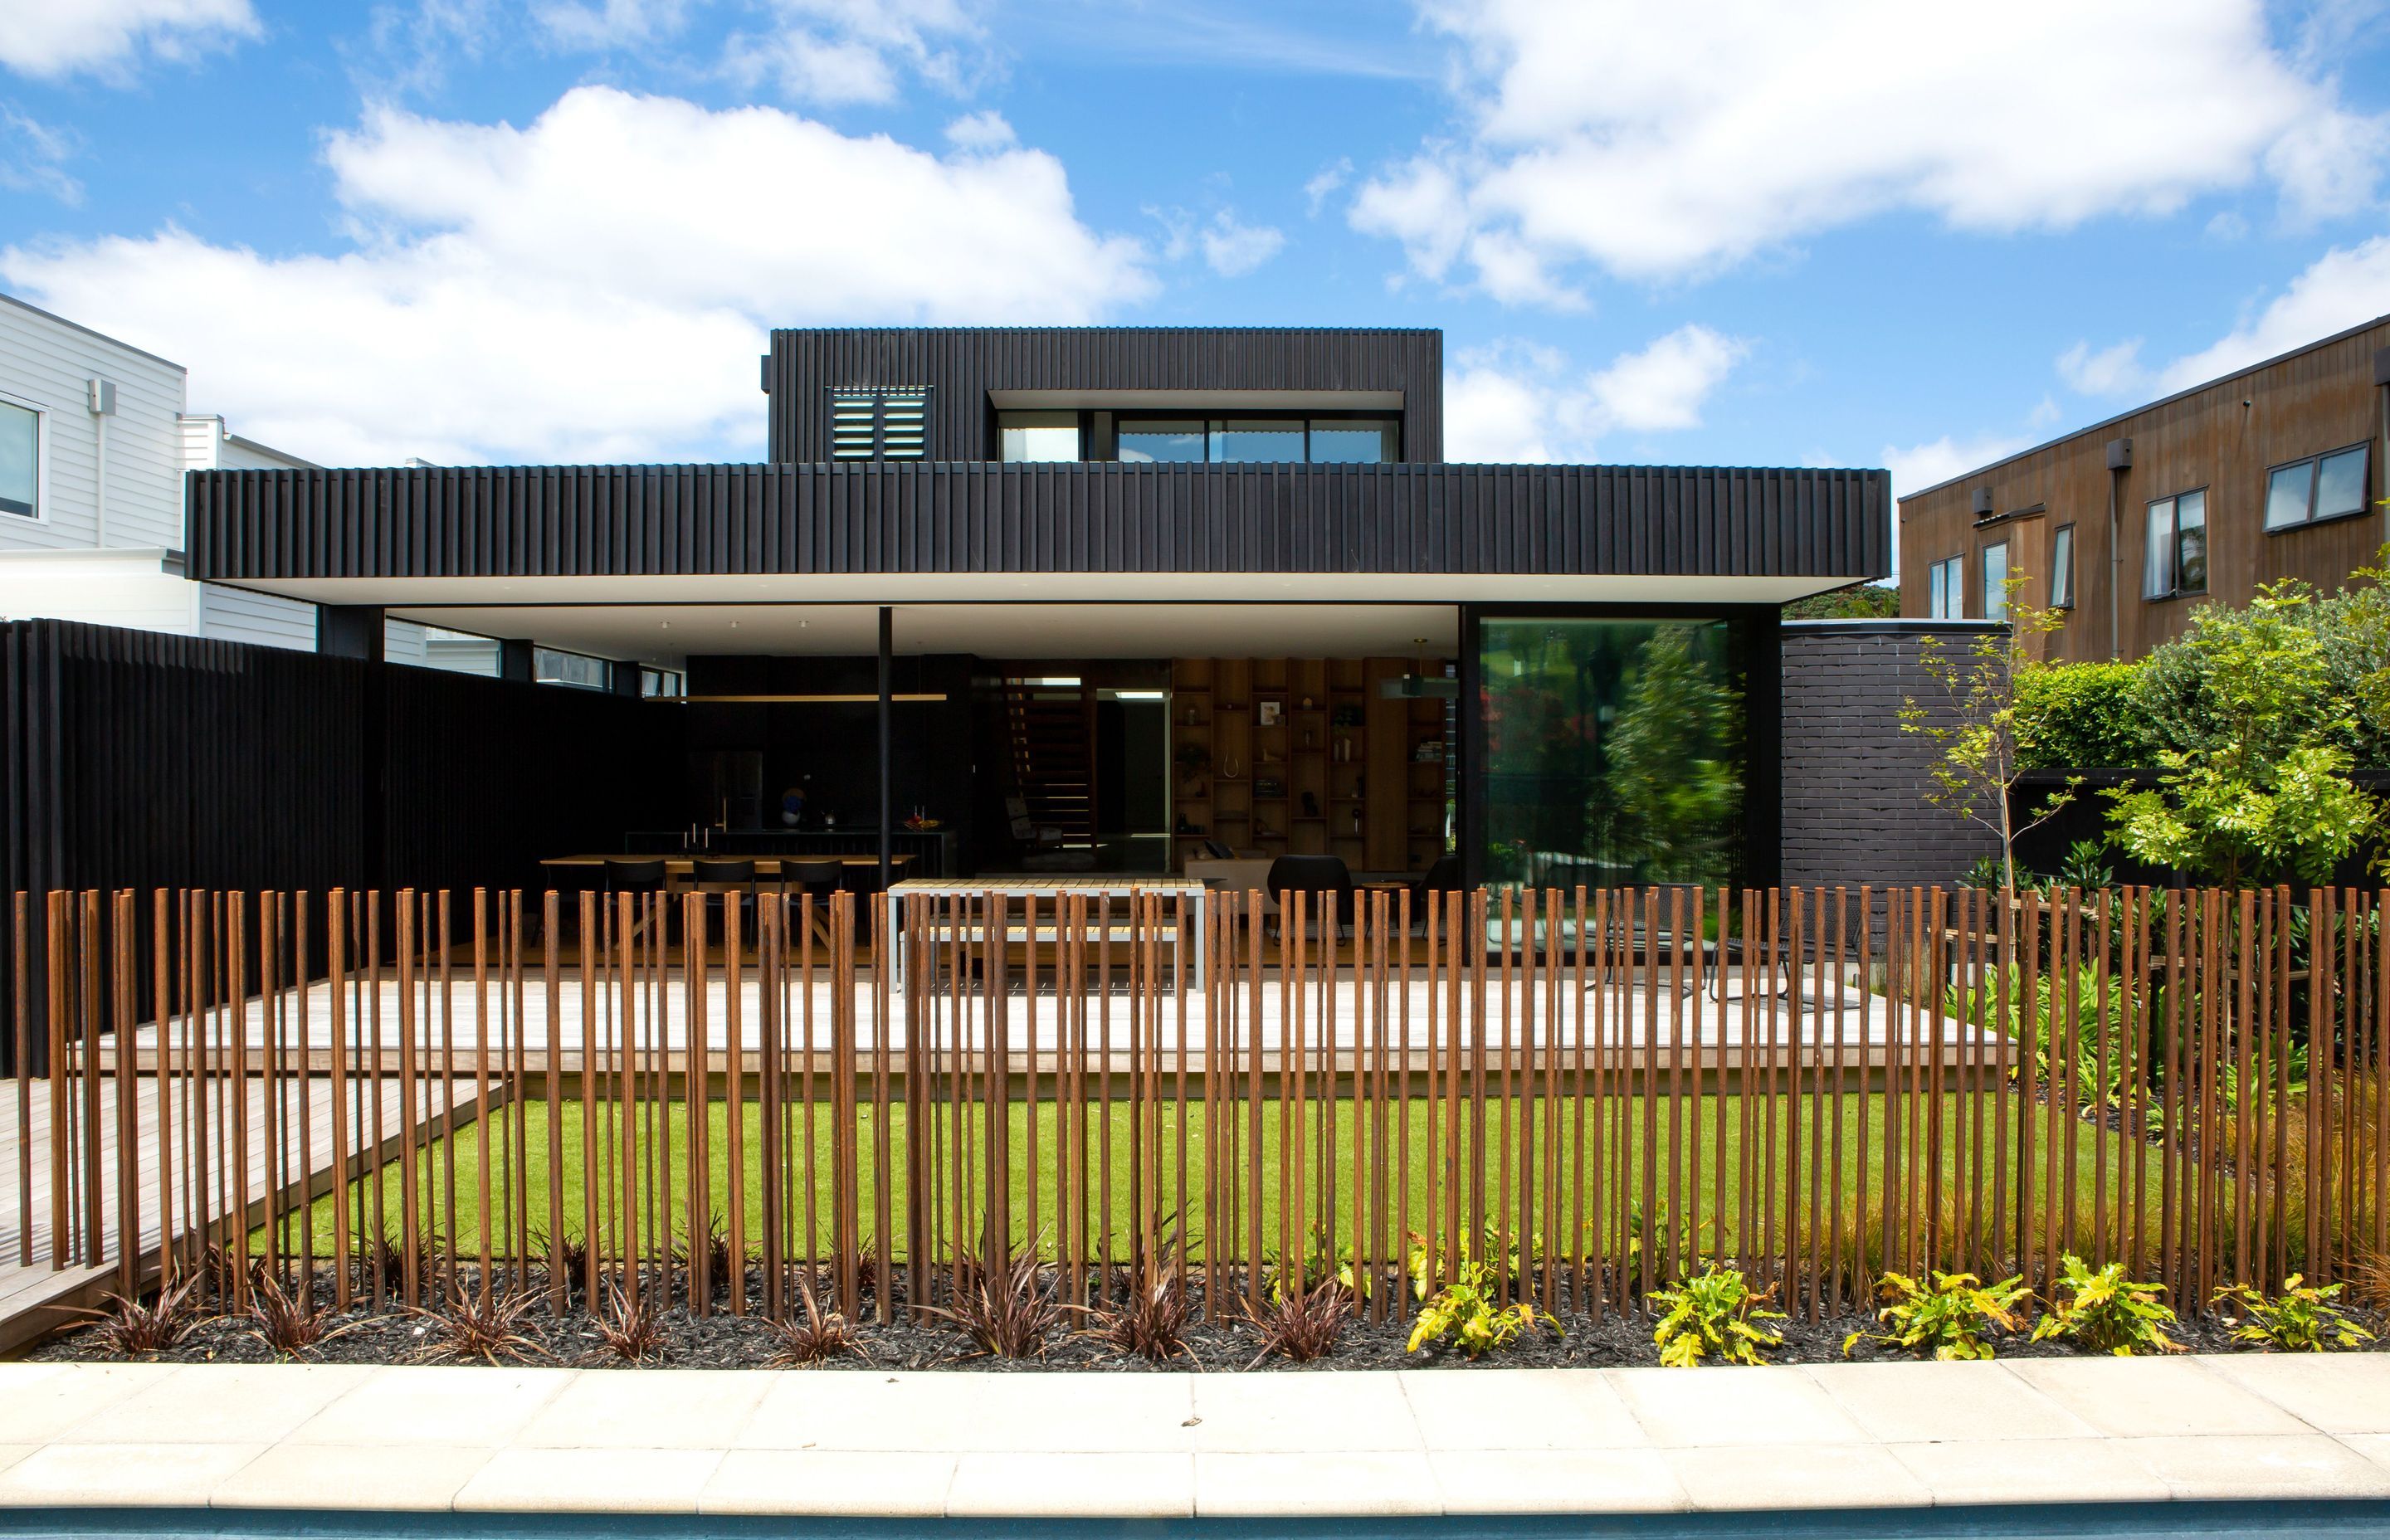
[187,460,1890,594]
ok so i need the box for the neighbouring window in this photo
[0,400,36,518]
[2265,444,2371,531]
[2144,489,2207,599]
[997,411,1080,462]
[2050,524,2075,608]
[1926,554,1963,618]
[827,387,930,460]
[1115,414,1398,465]
[534,646,609,691]
[641,666,685,699]
[1982,541,2010,622]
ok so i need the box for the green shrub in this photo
[1407,1261,1548,1357]
[1650,1264,1785,1367]
[2214,1274,2376,1352]
[1846,1270,2028,1361]
[2015,662,2159,770]
[2030,1254,2181,1355]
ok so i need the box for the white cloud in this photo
[0,107,80,205]
[0,85,1153,466]
[1303,157,1352,217]
[943,109,1014,152]
[532,0,691,48]
[1355,0,2388,298]
[2055,337,2149,397]
[1198,210,1285,277]
[2056,236,2390,402]
[722,0,985,106]
[2157,235,2390,389]
[0,0,258,80]
[1882,431,2034,503]
[1444,324,1749,462]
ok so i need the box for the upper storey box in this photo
[764,327,1443,466]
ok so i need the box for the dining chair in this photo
[690,856,757,946]
[604,857,670,946]
[784,858,844,948]
[1265,854,1355,943]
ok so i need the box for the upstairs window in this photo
[1926,554,1964,617]
[828,387,930,460]
[997,411,1080,462]
[2144,489,2207,599]
[534,646,608,691]
[2265,444,2370,531]
[1115,414,1397,465]
[0,400,36,518]
[2050,523,2075,608]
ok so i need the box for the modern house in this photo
[118,325,1890,894]
[1898,314,2390,659]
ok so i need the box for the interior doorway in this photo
[1095,685,1170,871]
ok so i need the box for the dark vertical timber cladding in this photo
[188,464,1891,582]
[0,618,686,1073]
[765,328,1446,465]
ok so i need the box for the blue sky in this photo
[3,0,2390,535]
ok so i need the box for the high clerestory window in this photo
[827,388,930,460]
[1115,414,1397,465]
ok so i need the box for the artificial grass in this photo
[266,1091,2156,1272]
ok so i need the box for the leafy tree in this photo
[1900,581,2081,892]
[2105,579,2383,887]
[1783,582,1898,621]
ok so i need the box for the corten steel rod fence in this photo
[2,884,2384,1331]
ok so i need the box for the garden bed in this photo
[30,1265,2380,1372]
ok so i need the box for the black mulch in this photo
[28,1264,2388,1372]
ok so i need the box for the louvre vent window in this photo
[827,387,932,460]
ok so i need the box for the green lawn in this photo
[269,1091,2155,1278]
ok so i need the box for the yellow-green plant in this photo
[1844,1270,2027,1361]
[1650,1264,1784,1367]
[1406,1261,1548,1357]
[2214,1274,2375,1352]
[2031,1254,2181,1356]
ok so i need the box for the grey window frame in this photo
[2143,488,2208,600]
[1110,410,1400,465]
[1981,539,2011,622]
[2263,442,2373,533]
[2050,522,2075,608]
[1926,554,1963,618]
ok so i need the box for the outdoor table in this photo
[888,875,1207,982]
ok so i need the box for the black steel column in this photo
[878,605,893,891]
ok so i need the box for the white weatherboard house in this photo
[0,291,509,672]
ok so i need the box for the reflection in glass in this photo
[2175,490,2206,593]
[1982,542,2009,622]
[2050,524,2075,607]
[1116,420,1207,463]
[2266,464,2313,529]
[2318,447,2368,521]
[997,411,1080,462]
[1208,419,1306,463]
[1480,618,1743,891]
[0,401,33,518]
[1308,420,1396,463]
[2144,500,2174,597]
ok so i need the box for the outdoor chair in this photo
[1266,854,1354,943]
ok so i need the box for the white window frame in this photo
[0,390,49,524]
[1926,554,1964,618]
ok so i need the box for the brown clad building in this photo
[1898,315,2390,660]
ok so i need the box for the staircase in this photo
[999,679,1097,847]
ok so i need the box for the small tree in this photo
[2105,578,2383,888]
[1901,580,2081,892]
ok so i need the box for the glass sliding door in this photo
[1478,616,1746,890]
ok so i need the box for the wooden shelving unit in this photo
[1169,655,1451,875]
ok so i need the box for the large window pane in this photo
[2175,490,2207,593]
[0,402,34,518]
[1982,542,2009,622]
[997,411,1080,463]
[2051,524,2075,607]
[1480,618,1744,891]
[1928,561,1948,619]
[1307,419,1396,463]
[2144,499,2174,597]
[2317,446,2368,520]
[2266,462,2314,529]
[1207,418,1306,463]
[1116,419,1207,463]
